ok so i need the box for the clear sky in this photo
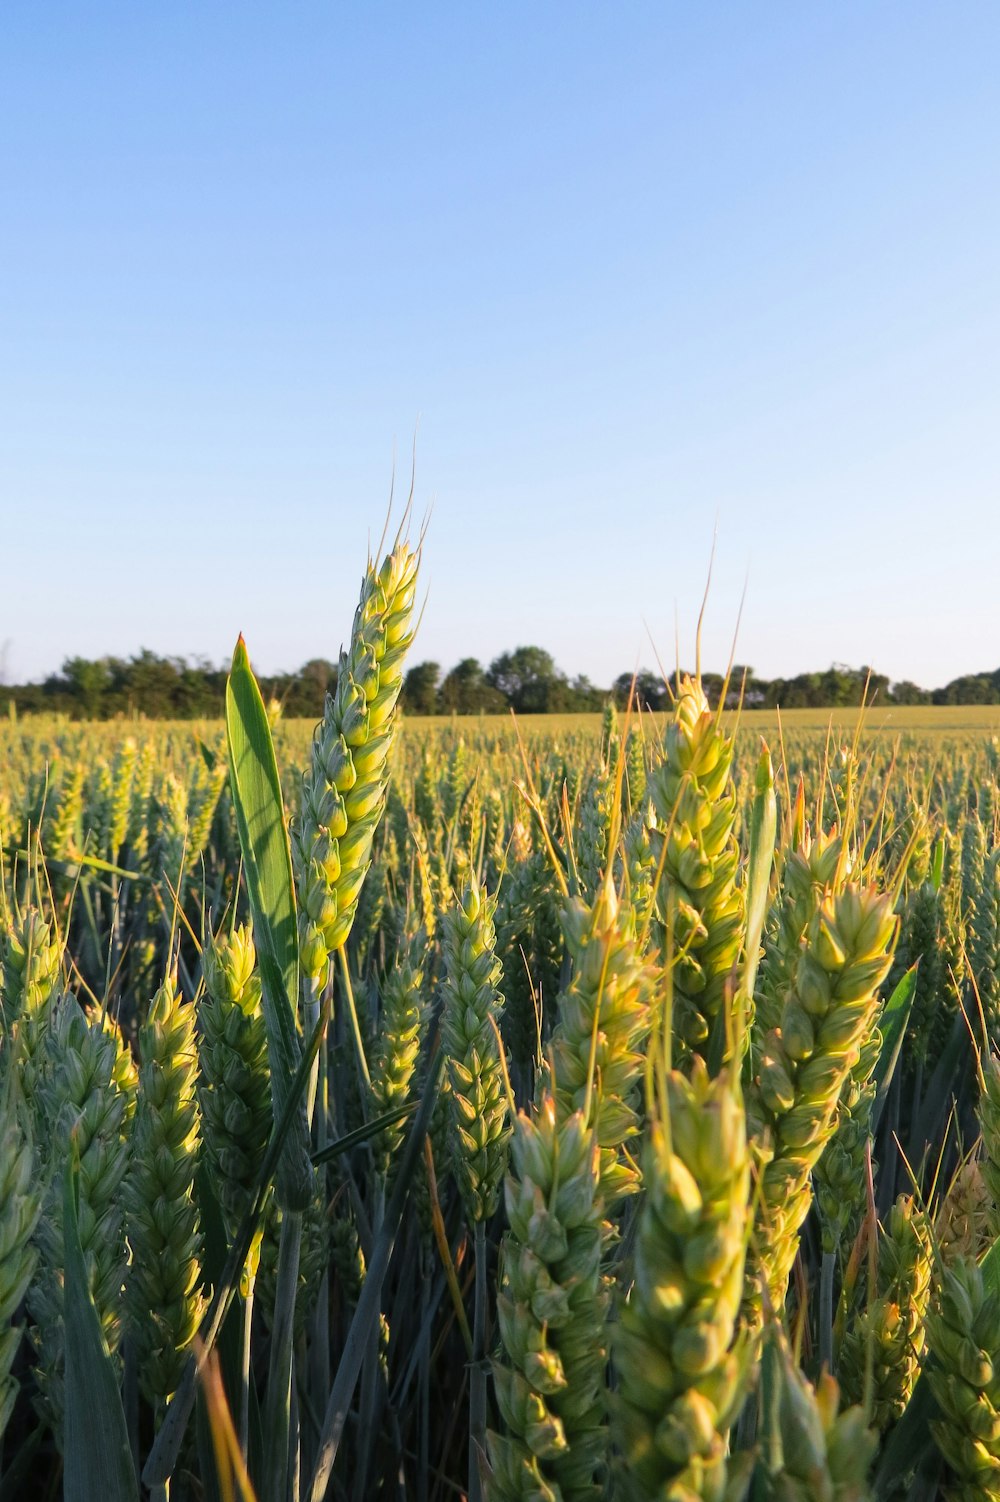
[3,4,999,691]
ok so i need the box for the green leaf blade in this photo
[63,1153,139,1502]
[225,635,313,1213]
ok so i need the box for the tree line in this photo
[1,646,998,720]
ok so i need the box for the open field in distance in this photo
[399,704,1000,738]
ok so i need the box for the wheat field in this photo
[2,538,1000,1502]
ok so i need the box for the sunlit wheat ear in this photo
[937,1159,993,1270]
[744,883,897,1324]
[292,541,419,987]
[1,906,61,1035]
[839,1195,932,1432]
[575,764,616,902]
[544,874,651,1206]
[47,761,84,861]
[624,724,646,816]
[645,674,743,1061]
[753,825,847,1040]
[106,736,138,861]
[127,737,156,863]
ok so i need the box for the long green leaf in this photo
[143,997,330,1490]
[63,1151,139,1502]
[308,1049,444,1502]
[906,1009,971,1166]
[742,743,777,1009]
[980,1227,1000,1299]
[194,1161,262,1487]
[871,964,918,1132]
[0,845,145,882]
[726,743,777,1079]
[873,1370,938,1499]
[226,635,313,1214]
[310,1100,418,1167]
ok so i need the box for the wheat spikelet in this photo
[371,931,427,1169]
[29,994,136,1434]
[440,875,511,1225]
[125,976,206,1403]
[0,1097,40,1441]
[293,541,419,985]
[545,875,651,1205]
[645,675,743,1059]
[762,1329,876,1502]
[486,1096,609,1502]
[927,1256,1000,1500]
[1,907,61,1033]
[839,1195,932,1431]
[745,885,897,1319]
[613,1056,751,1502]
[198,924,271,1289]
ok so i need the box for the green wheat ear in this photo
[645,674,744,1061]
[0,1096,41,1443]
[761,1327,876,1502]
[440,875,511,1225]
[544,874,651,1206]
[371,929,428,1171]
[1,907,62,1025]
[28,994,135,1438]
[125,976,206,1404]
[486,1096,609,1502]
[198,923,272,1287]
[745,883,897,1323]
[926,1256,1000,1499]
[1,908,62,1099]
[613,1054,752,1502]
[839,1195,932,1432]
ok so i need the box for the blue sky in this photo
[2,4,999,690]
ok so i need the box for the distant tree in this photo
[402,661,441,716]
[890,680,931,705]
[298,658,338,700]
[933,673,1000,706]
[487,646,565,713]
[858,666,891,704]
[723,666,759,708]
[278,658,339,717]
[612,670,668,712]
[566,674,605,712]
[438,658,506,714]
[61,656,113,716]
[7,646,1000,720]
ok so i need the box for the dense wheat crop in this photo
[3,537,1000,1502]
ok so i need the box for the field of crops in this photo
[3,540,1000,1502]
